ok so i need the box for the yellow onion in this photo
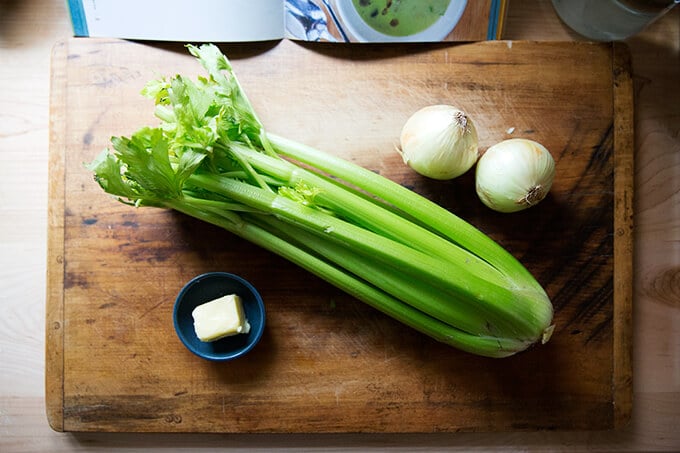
[475,138,555,213]
[398,105,479,180]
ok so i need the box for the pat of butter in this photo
[191,294,250,342]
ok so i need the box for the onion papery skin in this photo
[475,138,556,213]
[399,105,479,180]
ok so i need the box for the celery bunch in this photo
[88,44,554,358]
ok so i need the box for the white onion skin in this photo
[475,138,556,213]
[399,105,479,180]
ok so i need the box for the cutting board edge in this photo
[45,39,69,433]
[612,41,634,429]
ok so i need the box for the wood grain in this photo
[45,38,633,433]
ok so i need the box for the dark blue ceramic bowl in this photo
[173,272,265,361]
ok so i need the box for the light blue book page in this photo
[68,0,284,42]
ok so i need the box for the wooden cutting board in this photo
[46,38,633,433]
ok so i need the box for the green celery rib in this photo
[229,143,511,290]
[267,134,541,285]
[191,197,517,337]
[248,212,499,336]
[267,133,553,326]
[187,173,548,341]
[167,198,531,357]
[182,193,260,213]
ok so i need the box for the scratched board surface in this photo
[46,39,633,432]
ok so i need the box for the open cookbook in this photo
[66,0,507,43]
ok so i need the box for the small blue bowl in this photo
[173,272,266,361]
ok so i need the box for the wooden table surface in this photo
[1,0,678,451]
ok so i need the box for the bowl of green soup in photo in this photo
[336,0,467,42]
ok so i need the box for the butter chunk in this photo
[191,294,251,342]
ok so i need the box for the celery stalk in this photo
[187,173,546,340]
[88,44,554,357]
